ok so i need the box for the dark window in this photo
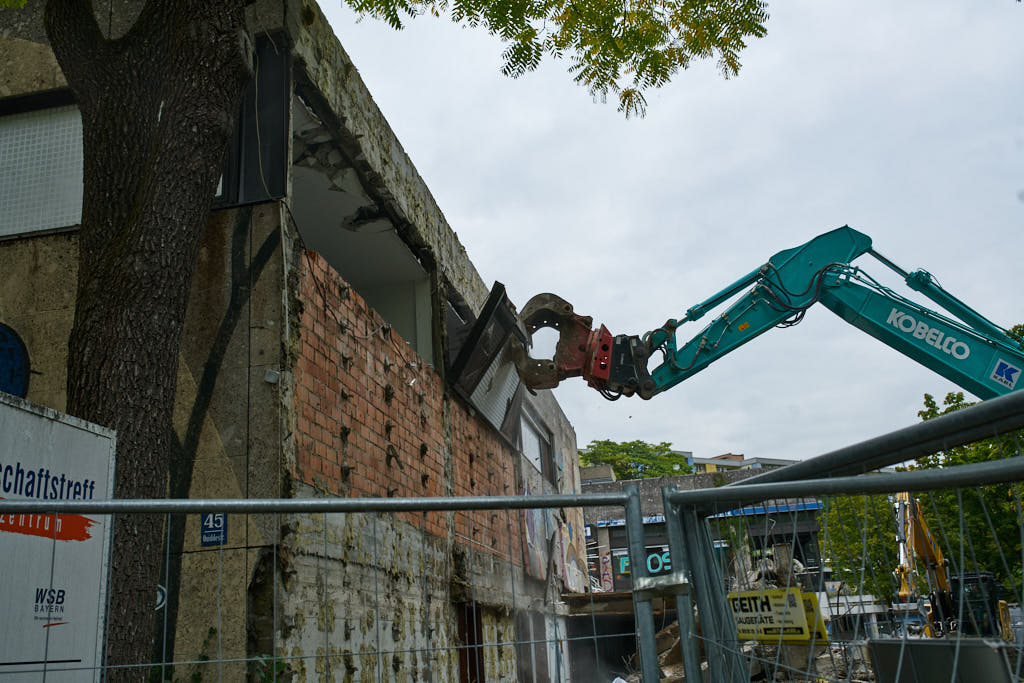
[213,33,289,208]
[457,603,485,683]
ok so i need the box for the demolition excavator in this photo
[509,225,1023,402]
[503,224,1023,642]
[893,491,1013,640]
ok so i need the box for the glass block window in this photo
[0,105,83,237]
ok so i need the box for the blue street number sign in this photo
[200,513,227,546]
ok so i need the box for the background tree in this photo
[821,318,1024,606]
[579,439,693,479]
[821,493,898,604]
[907,388,1024,591]
[35,0,767,673]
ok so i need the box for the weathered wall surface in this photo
[283,249,590,678]
[277,498,519,682]
[0,232,77,410]
[0,205,286,677]
[166,204,287,678]
[524,389,588,593]
[289,249,584,586]
[0,34,65,98]
[0,227,579,677]
[289,249,525,579]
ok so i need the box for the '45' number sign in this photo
[200,513,227,547]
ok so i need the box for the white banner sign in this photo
[0,395,116,681]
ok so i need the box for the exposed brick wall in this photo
[293,250,521,557]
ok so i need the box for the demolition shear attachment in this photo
[510,293,655,399]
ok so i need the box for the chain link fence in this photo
[657,391,1024,683]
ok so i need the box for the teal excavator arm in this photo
[513,226,1023,400]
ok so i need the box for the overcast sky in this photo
[323,1,1023,461]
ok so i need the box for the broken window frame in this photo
[519,408,555,486]
[288,87,438,366]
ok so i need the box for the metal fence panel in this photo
[665,394,1024,683]
[0,491,666,682]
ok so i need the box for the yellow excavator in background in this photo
[893,492,1013,640]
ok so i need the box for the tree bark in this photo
[44,1,251,676]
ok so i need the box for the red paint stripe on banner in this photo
[0,499,98,542]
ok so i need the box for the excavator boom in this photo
[505,226,1023,642]
[513,226,1023,403]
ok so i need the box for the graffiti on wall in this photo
[599,552,614,591]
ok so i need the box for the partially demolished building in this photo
[0,2,586,679]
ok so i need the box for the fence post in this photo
[662,486,703,683]
[679,505,750,683]
[625,483,660,683]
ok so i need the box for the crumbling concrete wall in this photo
[279,507,456,681]
[284,0,490,311]
[282,248,528,679]
[524,389,588,593]
[276,500,517,682]
[283,243,585,678]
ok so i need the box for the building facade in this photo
[580,468,822,593]
[571,468,822,678]
[684,451,798,473]
[0,3,585,680]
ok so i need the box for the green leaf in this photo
[343,0,768,117]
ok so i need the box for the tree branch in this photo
[43,0,106,88]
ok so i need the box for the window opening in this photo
[520,411,554,484]
[457,602,485,683]
[515,611,550,683]
[290,94,435,364]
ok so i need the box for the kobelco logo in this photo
[886,309,970,360]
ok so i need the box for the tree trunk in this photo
[44,1,251,676]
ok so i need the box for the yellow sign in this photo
[727,588,809,641]
[801,591,830,643]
